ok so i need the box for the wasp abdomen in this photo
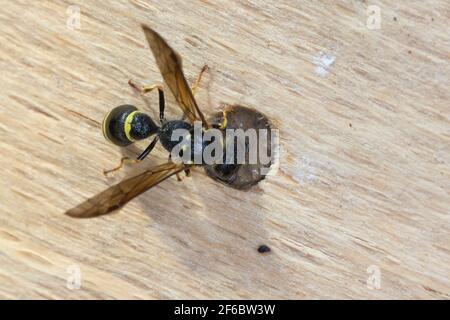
[102,104,159,146]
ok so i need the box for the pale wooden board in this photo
[0,0,449,299]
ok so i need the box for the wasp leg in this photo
[128,80,163,95]
[137,136,159,161]
[176,169,191,180]
[128,80,165,122]
[166,154,186,181]
[191,64,209,96]
[103,157,141,176]
[104,136,159,176]
[180,64,210,122]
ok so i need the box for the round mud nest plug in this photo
[205,105,275,189]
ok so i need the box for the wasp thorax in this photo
[158,120,192,152]
[102,104,159,146]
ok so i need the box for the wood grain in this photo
[0,0,449,299]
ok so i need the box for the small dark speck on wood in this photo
[258,245,271,254]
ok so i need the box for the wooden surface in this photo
[0,0,449,299]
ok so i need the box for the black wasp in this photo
[66,25,237,218]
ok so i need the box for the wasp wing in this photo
[141,24,208,126]
[65,162,188,218]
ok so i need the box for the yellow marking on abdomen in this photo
[124,111,138,142]
[102,109,113,143]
